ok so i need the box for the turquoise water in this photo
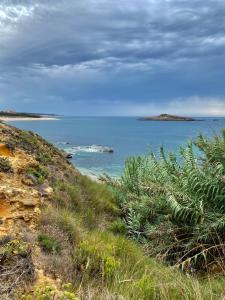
[9,117,225,177]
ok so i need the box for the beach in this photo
[0,117,59,122]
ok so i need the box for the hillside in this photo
[0,122,225,299]
[0,111,42,118]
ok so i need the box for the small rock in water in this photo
[65,153,73,159]
[103,148,114,153]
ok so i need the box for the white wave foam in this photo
[64,145,113,154]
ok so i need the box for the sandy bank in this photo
[0,117,59,122]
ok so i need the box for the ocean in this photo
[9,116,225,177]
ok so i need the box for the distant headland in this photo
[138,113,198,121]
[0,111,58,121]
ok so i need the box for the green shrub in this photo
[24,283,78,300]
[27,165,48,184]
[38,234,61,254]
[0,157,12,172]
[36,150,52,164]
[16,131,39,152]
[110,218,128,235]
[109,130,225,272]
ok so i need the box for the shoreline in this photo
[77,167,100,182]
[0,117,59,122]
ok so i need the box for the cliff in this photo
[0,122,80,298]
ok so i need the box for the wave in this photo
[64,145,114,154]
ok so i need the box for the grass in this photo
[38,234,61,254]
[38,173,225,299]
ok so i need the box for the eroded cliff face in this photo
[0,122,78,299]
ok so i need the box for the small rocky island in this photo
[138,114,197,121]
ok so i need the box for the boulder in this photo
[65,153,73,159]
[19,198,39,207]
[39,185,53,197]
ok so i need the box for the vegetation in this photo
[38,234,62,254]
[104,129,225,274]
[24,283,78,300]
[26,165,49,184]
[2,123,225,299]
[0,157,12,172]
[0,111,42,118]
[38,175,225,299]
[0,237,34,298]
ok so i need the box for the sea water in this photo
[10,116,225,177]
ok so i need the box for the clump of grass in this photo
[109,218,128,235]
[0,157,12,172]
[53,175,118,228]
[38,234,61,254]
[26,165,48,184]
[23,282,78,300]
[36,148,53,164]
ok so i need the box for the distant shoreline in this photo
[0,117,59,122]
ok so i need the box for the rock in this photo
[103,148,114,153]
[0,187,23,198]
[0,192,7,200]
[19,198,39,207]
[21,177,35,186]
[39,185,53,197]
[65,153,73,159]
[61,150,73,159]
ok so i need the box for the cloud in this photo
[0,0,225,114]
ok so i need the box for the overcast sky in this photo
[0,0,225,116]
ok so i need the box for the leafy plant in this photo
[26,165,48,184]
[109,130,225,272]
[38,234,61,254]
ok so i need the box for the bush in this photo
[38,234,61,254]
[0,157,12,172]
[110,218,128,235]
[26,165,48,184]
[109,129,225,272]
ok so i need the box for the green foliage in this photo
[38,234,61,254]
[0,157,12,172]
[27,165,48,184]
[109,130,225,272]
[53,176,118,228]
[17,130,39,152]
[110,218,128,235]
[36,150,52,164]
[24,283,78,300]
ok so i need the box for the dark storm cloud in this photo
[0,0,225,115]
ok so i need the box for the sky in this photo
[0,0,225,116]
